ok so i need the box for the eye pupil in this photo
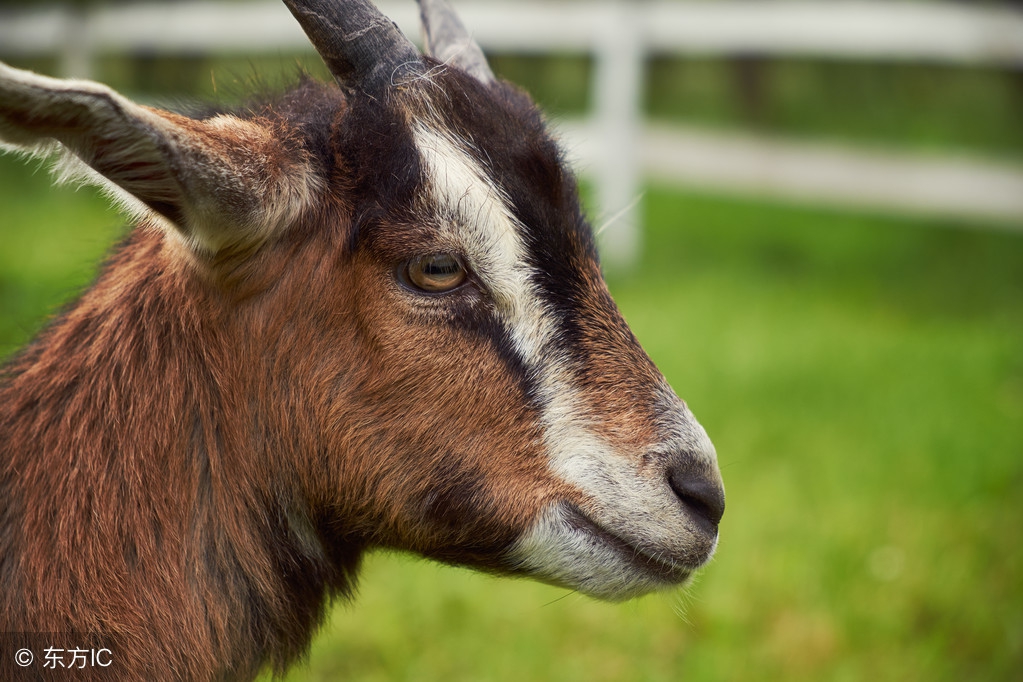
[404,254,467,293]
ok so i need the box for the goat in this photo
[0,0,724,679]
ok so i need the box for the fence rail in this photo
[4,1,1023,63]
[2,1,1022,266]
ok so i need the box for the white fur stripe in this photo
[413,124,552,361]
[414,119,648,496]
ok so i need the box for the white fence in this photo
[2,1,1023,266]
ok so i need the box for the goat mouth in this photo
[560,503,692,586]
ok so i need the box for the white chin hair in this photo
[508,502,695,602]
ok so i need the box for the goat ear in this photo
[0,62,320,255]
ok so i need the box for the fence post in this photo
[592,1,644,271]
[59,6,95,80]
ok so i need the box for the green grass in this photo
[1,150,1021,680]
[645,57,1023,162]
[491,55,1023,162]
[0,156,127,356]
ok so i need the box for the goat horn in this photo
[283,0,422,91]
[417,0,495,84]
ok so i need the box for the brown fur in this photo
[0,8,723,679]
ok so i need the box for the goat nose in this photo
[668,464,725,534]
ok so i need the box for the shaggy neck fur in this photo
[0,227,358,680]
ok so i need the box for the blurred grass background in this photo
[1,19,1022,682]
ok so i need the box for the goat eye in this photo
[402,254,467,293]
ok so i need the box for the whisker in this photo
[595,192,645,237]
[540,590,580,608]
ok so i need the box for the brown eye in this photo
[402,254,467,293]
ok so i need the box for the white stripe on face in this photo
[413,124,551,360]
[412,121,720,600]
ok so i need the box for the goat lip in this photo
[561,504,692,585]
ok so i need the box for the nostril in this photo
[668,469,725,533]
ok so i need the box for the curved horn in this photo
[417,0,495,84]
[283,0,422,91]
